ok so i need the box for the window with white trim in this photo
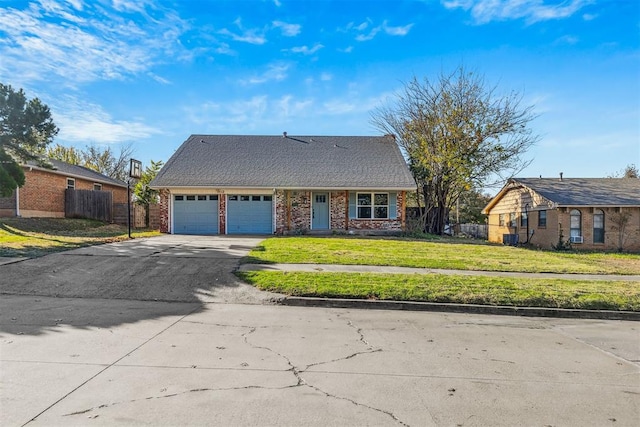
[593,209,604,244]
[357,193,388,219]
[66,178,75,190]
[93,183,102,191]
[570,209,582,241]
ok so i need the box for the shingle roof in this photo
[150,135,416,190]
[516,178,640,206]
[26,159,127,188]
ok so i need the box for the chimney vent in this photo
[283,131,288,138]
[559,172,563,181]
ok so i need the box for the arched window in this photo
[570,209,582,242]
[593,209,605,244]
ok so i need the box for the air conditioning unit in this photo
[570,236,583,244]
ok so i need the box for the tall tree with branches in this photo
[46,143,134,182]
[134,160,163,227]
[0,83,58,196]
[371,67,539,234]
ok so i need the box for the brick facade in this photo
[486,185,640,251]
[0,167,127,218]
[159,189,407,235]
[159,189,170,233]
[274,189,406,235]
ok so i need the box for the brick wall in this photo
[159,189,170,233]
[0,191,16,217]
[275,190,311,234]
[14,168,127,218]
[218,192,227,234]
[275,190,406,234]
[487,186,640,251]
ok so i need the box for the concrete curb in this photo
[280,296,640,321]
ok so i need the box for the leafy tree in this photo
[45,142,134,182]
[46,143,83,165]
[0,83,58,196]
[134,160,163,227]
[455,189,492,224]
[371,66,538,234]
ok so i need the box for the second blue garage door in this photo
[227,195,273,234]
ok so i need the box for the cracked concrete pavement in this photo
[2,296,639,426]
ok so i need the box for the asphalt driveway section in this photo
[0,235,281,304]
[2,295,638,427]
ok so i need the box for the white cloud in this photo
[242,63,290,85]
[320,72,333,81]
[273,0,282,6]
[288,43,324,55]
[273,20,302,36]
[148,72,171,84]
[355,25,382,41]
[442,0,593,24]
[218,17,267,45]
[348,19,413,42]
[383,21,414,36]
[218,28,266,45]
[185,94,315,132]
[339,46,354,53]
[553,35,579,45]
[0,0,190,85]
[53,96,159,144]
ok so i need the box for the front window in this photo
[570,209,582,240]
[520,212,528,227]
[67,178,75,190]
[593,209,604,244]
[538,210,547,227]
[509,212,517,227]
[499,214,505,227]
[357,193,388,219]
[93,183,102,191]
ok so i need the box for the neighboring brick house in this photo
[149,134,416,235]
[482,177,640,251]
[0,159,128,218]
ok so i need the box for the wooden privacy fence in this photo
[65,189,112,222]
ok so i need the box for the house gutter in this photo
[23,164,127,189]
[150,185,415,192]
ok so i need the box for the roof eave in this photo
[23,164,127,188]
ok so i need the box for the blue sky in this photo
[1,0,638,183]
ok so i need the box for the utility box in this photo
[502,233,519,246]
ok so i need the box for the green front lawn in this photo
[238,271,640,311]
[238,236,640,310]
[0,218,160,257]
[245,237,640,275]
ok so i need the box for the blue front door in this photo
[312,193,329,230]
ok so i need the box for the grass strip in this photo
[245,237,640,275]
[0,218,160,257]
[237,271,640,311]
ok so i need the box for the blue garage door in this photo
[173,195,219,235]
[227,195,273,234]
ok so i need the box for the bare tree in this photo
[610,209,632,252]
[371,66,539,234]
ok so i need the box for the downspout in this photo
[15,187,20,217]
[524,203,530,244]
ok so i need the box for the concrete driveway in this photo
[0,234,281,304]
